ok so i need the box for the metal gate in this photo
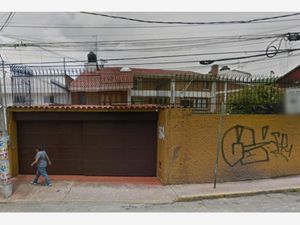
[15,112,157,176]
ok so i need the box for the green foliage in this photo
[226,84,284,114]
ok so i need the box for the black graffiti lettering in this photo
[270,132,293,161]
[221,125,293,167]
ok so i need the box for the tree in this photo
[226,84,284,114]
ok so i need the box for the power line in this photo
[123,52,300,72]
[0,12,14,32]
[103,50,269,61]
[1,33,281,45]
[0,13,10,21]
[1,49,290,66]
[199,48,300,65]
[4,24,188,29]
[80,12,300,25]
[3,47,300,69]
[4,17,300,29]
[1,37,274,51]
[36,46,82,64]
[0,36,278,54]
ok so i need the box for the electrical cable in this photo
[0,33,280,46]
[80,12,300,25]
[199,48,300,65]
[3,47,300,69]
[0,12,13,32]
[166,52,300,72]
[4,17,300,29]
[2,48,293,66]
[0,38,276,54]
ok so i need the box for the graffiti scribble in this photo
[221,125,293,167]
[270,132,293,161]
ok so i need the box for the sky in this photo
[0,12,300,76]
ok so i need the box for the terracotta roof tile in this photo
[70,67,204,92]
[8,104,168,110]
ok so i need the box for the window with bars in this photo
[180,98,208,110]
[43,95,55,104]
[13,95,26,104]
[79,93,86,105]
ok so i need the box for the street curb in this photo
[175,187,300,202]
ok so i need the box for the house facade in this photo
[276,65,300,87]
[70,66,214,111]
[8,65,72,106]
[70,54,251,113]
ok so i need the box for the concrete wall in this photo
[157,108,300,184]
[9,107,300,184]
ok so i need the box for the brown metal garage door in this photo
[17,120,84,175]
[15,112,157,176]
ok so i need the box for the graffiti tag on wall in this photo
[0,135,11,185]
[221,125,293,167]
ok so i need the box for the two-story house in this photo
[70,52,253,113]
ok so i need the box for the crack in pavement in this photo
[58,181,74,207]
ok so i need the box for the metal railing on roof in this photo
[2,66,297,114]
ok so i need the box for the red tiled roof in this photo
[80,67,200,76]
[70,67,203,92]
[70,69,133,92]
[277,65,300,82]
[8,104,168,110]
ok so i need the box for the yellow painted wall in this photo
[9,107,300,184]
[7,110,19,177]
[157,108,300,184]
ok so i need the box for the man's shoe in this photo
[45,183,52,187]
[30,181,38,185]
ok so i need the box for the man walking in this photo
[30,147,52,187]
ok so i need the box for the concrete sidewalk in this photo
[1,175,300,204]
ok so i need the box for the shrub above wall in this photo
[226,84,284,114]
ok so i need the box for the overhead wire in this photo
[2,48,294,66]
[80,12,300,25]
[199,48,299,65]
[4,17,300,29]
[0,36,277,53]
[0,32,281,45]
[0,12,14,32]
[2,13,300,74]
[167,52,300,72]
[3,47,300,69]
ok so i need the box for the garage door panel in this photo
[18,134,82,149]
[18,122,58,135]
[84,160,156,176]
[83,122,130,133]
[83,135,143,148]
[47,159,83,175]
[47,147,82,157]
[84,147,155,161]
[82,120,157,176]
[17,113,157,176]
[18,159,35,174]
[17,120,83,175]
[18,134,54,147]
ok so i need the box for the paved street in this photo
[1,191,300,212]
[2,175,300,212]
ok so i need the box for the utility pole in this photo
[0,55,7,127]
[63,57,66,75]
[213,102,226,189]
[0,58,12,198]
[95,35,97,56]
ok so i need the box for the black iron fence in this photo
[3,66,299,114]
